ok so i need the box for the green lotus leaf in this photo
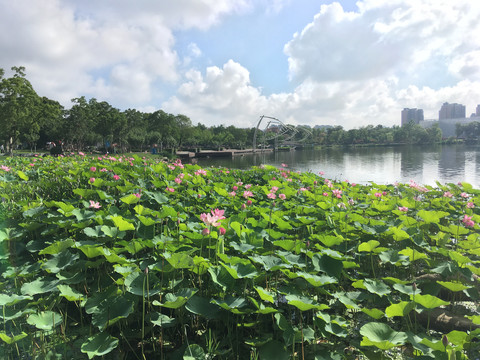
[437,280,471,292]
[363,279,391,297]
[385,301,415,317]
[286,294,329,311]
[120,193,141,205]
[184,344,206,360]
[144,191,168,204]
[417,210,450,223]
[17,170,29,181]
[21,278,59,296]
[0,293,32,306]
[109,215,135,231]
[411,294,450,309]
[311,253,344,278]
[211,296,249,314]
[249,254,291,271]
[254,286,276,304]
[333,292,360,310]
[165,252,195,269]
[57,284,85,301]
[360,322,407,350]
[362,308,385,319]
[90,294,135,330]
[379,250,409,265]
[387,227,410,241]
[124,270,161,297]
[358,240,380,252]
[83,226,103,238]
[42,250,79,273]
[81,332,119,359]
[27,311,63,330]
[185,295,221,319]
[393,283,420,295]
[259,340,289,360]
[155,288,198,309]
[0,331,28,345]
[150,313,176,328]
[220,262,258,279]
[398,247,429,262]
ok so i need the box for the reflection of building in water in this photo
[400,146,424,180]
[438,146,465,182]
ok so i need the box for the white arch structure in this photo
[252,115,311,150]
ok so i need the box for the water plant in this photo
[0,154,479,359]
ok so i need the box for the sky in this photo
[1,0,480,130]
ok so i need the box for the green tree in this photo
[0,66,41,154]
[64,96,97,150]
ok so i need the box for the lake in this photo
[195,144,480,188]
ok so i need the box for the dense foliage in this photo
[1,67,444,154]
[0,154,479,359]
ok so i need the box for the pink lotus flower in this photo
[398,206,408,212]
[270,186,279,193]
[134,193,141,198]
[462,214,475,228]
[323,192,328,197]
[195,169,207,176]
[246,200,252,206]
[79,152,85,156]
[281,163,287,168]
[166,187,175,193]
[233,185,238,191]
[332,189,342,198]
[278,193,286,200]
[374,192,382,198]
[461,192,469,198]
[267,193,276,199]
[89,200,101,209]
[100,168,108,172]
[1,165,11,172]
[228,191,236,197]
[174,177,182,184]
[243,190,253,198]
[202,228,210,236]
[218,227,226,236]
[200,208,226,227]
[319,171,325,176]
[89,177,95,184]
[245,184,252,189]
[90,166,96,172]
[467,202,475,209]
[443,191,453,198]
[113,174,120,180]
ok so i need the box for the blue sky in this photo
[1,0,479,129]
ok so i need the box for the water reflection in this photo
[194,144,480,188]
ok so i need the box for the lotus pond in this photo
[0,154,479,359]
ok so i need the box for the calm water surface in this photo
[195,144,480,188]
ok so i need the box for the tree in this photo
[0,66,41,154]
[63,96,97,150]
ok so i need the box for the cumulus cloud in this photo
[0,0,249,108]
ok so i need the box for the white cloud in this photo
[163,60,269,127]
[0,0,251,108]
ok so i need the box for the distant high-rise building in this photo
[439,102,466,119]
[476,104,480,116]
[401,108,424,126]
